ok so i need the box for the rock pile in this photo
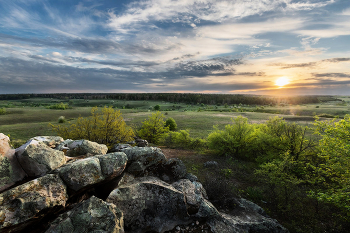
[0,133,289,233]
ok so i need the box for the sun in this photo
[275,77,290,87]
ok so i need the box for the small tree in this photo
[154,104,160,111]
[138,111,169,143]
[165,117,177,131]
[50,106,134,148]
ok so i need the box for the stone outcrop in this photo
[17,142,66,177]
[0,134,27,192]
[45,196,124,233]
[0,174,68,232]
[0,134,288,233]
[64,140,108,157]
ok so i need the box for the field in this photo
[1,96,349,142]
[1,96,350,233]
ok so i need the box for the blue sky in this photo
[0,0,349,95]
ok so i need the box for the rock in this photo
[135,139,148,147]
[17,142,66,177]
[55,139,73,152]
[203,161,219,168]
[122,147,166,177]
[31,136,64,149]
[55,153,127,192]
[65,140,108,157]
[110,143,132,152]
[95,152,127,179]
[106,176,191,233]
[184,173,198,182]
[162,158,187,182]
[0,174,68,231]
[0,134,27,192]
[55,157,104,192]
[45,196,124,233]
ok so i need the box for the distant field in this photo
[0,97,349,142]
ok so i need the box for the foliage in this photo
[207,116,257,159]
[310,115,350,212]
[159,129,207,149]
[47,102,69,110]
[0,108,6,115]
[154,104,160,111]
[50,106,134,148]
[58,116,66,123]
[165,117,177,131]
[138,111,169,143]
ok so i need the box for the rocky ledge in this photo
[0,133,289,233]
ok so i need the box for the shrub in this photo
[154,104,160,111]
[165,117,177,131]
[50,106,134,148]
[207,116,257,159]
[0,108,6,115]
[138,111,169,143]
[47,102,69,110]
[160,130,207,149]
[58,116,66,123]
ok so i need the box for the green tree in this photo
[165,117,177,131]
[138,111,169,143]
[50,106,134,148]
[154,104,160,111]
[0,108,6,115]
[207,116,257,159]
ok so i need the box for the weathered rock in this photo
[161,158,187,182]
[45,196,124,233]
[106,176,191,233]
[55,157,104,192]
[0,174,68,231]
[135,139,148,147]
[110,143,132,152]
[95,152,127,179]
[0,134,27,192]
[17,142,66,177]
[65,140,108,157]
[121,147,166,177]
[31,136,64,149]
[203,161,219,168]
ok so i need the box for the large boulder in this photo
[16,142,66,177]
[55,152,127,192]
[106,176,191,233]
[45,196,124,233]
[55,157,104,192]
[0,134,27,192]
[0,174,68,232]
[65,140,108,157]
[31,136,64,149]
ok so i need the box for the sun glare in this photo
[275,77,289,87]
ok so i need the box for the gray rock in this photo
[0,174,68,231]
[31,136,64,148]
[135,139,148,147]
[106,176,191,233]
[17,142,66,177]
[203,161,219,168]
[184,173,198,182]
[55,157,104,192]
[110,143,132,152]
[95,152,127,179]
[0,134,27,192]
[162,158,187,182]
[45,196,124,233]
[65,140,108,157]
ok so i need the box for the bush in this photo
[160,130,207,149]
[47,102,69,110]
[165,117,177,131]
[58,116,66,123]
[154,104,160,111]
[0,108,6,115]
[207,116,257,159]
[50,106,134,148]
[138,111,169,143]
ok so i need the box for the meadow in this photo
[1,95,350,233]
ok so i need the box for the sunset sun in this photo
[275,77,290,87]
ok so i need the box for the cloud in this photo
[271,57,350,69]
[312,73,350,78]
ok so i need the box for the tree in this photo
[154,104,160,111]
[50,106,134,148]
[138,111,169,143]
[165,117,177,131]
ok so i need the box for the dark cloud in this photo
[237,72,265,76]
[312,73,350,78]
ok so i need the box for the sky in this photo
[0,0,350,95]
